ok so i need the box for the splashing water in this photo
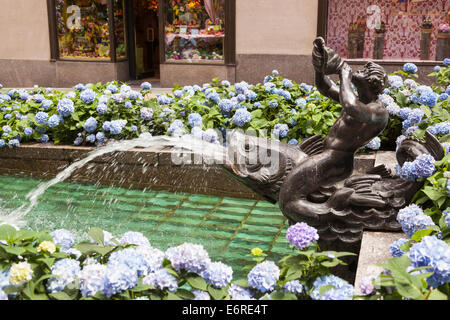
[0,135,227,228]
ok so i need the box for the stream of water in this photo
[0,135,227,228]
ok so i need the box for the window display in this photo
[113,0,127,59]
[164,0,225,63]
[56,0,111,60]
[326,0,450,61]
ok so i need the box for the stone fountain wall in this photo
[0,143,398,200]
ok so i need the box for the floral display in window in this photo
[326,0,450,61]
[113,0,127,59]
[55,0,111,60]
[164,0,225,63]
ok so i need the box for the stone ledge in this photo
[0,143,396,199]
[354,231,406,295]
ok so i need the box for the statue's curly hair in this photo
[364,62,388,95]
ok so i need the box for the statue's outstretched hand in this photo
[312,38,326,73]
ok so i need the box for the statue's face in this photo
[351,67,370,92]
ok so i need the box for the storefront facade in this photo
[0,0,448,88]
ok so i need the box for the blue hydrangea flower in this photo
[0,140,5,148]
[295,98,307,108]
[288,139,298,146]
[0,290,6,300]
[173,90,183,98]
[192,290,211,300]
[8,139,20,148]
[231,109,251,127]
[86,134,96,144]
[286,222,319,249]
[365,137,381,150]
[408,109,425,124]
[284,280,303,294]
[268,100,278,108]
[84,117,98,133]
[46,259,81,293]
[399,107,412,120]
[434,66,441,72]
[119,231,150,247]
[273,123,289,139]
[419,91,438,107]
[272,70,279,76]
[74,83,86,91]
[50,229,75,249]
[403,63,418,74]
[219,99,234,117]
[4,114,11,120]
[157,95,172,105]
[80,89,96,104]
[103,264,138,297]
[142,268,178,292]
[73,136,83,146]
[203,129,219,144]
[228,284,254,300]
[2,125,12,134]
[397,204,435,238]
[201,262,233,288]
[36,111,48,124]
[408,235,450,288]
[109,120,126,135]
[135,246,164,273]
[247,261,280,293]
[310,275,354,300]
[97,103,108,114]
[165,243,211,274]
[108,247,149,277]
[440,93,449,101]
[78,263,107,297]
[283,79,293,88]
[96,132,106,143]
[57,98,74,117]
[140,107,153,121]
[168,120,184,136]
[33,94,45,103]
[188,113,202,127]
[234,81,249,95]
[47,114,61,128]
[140,82,152,90]
[42,99,53,110]
[245,90,257,101]
[139,132,152,139]
[390,238,409,257]
[106,84,118,93]
[221,80,231,87]
[191,127,204,140]
[443,58,450,67]
[24,127,34,137]
[413,154,436,178]
[387,75,403,88]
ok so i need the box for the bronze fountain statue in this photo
[222,37,444,245]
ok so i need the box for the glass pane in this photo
[326,0,450,61]
[164,0,225,63]
[55,0,110,60]
[113,0,127,59]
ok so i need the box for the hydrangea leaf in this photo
[232,279,249,288]
[186,275,207,291]
[0,224,17,242]
[270,291,297,300]
[88,227,105,246]
[175,289,195,300]
[207,284,227,300]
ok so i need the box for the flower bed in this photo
[0,60,449,300]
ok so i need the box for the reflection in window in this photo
[164,0,225,63]
[55,0,110,60]
[113,0,127,59]
[326,0,450,61]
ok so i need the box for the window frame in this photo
[158,0,236,66]
[47,0,128,63]
[317,0,445,64]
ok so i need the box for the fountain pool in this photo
[0,174,292,279]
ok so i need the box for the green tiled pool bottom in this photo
[0,175,292,278]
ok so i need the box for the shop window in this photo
[163,0,226,63]
[55,0,111,60]
[326,0,450,61]
[113,0,127,59]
